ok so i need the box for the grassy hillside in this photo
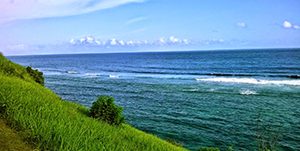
[0,54,186,151]
[0,54,43,85]
[0,118,34,151]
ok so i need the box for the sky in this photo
[0,0,299,55]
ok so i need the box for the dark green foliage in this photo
[0,54,44,85]
[90,96,124,125]
[0,103,6,115]
[26,66,44,85]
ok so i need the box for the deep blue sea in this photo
[9,49,300,150]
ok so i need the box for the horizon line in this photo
[5,47,300,57]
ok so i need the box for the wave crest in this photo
[66,70,78,74]
[84,73,101,77]
[109,75,119,79]
[239,89,258,95]
[196,77,300,86]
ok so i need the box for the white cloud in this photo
[169,36,179,43]
[77,36,97,44]
[70,39,76,44]
[159,37,166,44]
[283,20,299,29]
[126,40,134,45]
[86,36,95,43]
[69,36,191,47]
[158,36,190,45]
[110,39,118,45]
[283,21,293,28]
[293,25,300,29]
[0,0,144,22]
[237,22,247,28]
[119,40,125,46]
[183,39,190,45]
[94,40,102,45]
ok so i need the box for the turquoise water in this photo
[9,49,300,150]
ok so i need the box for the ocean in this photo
[8,49,300,150]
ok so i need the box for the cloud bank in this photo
[0,0,144,22]
[69,36,190,47]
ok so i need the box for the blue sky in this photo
[0,0,299,55]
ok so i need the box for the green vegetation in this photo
[0,118,33,151]
[90,96,125,126]
[26,66,44,85]
[0,53,186,150]
[0,54,33,82]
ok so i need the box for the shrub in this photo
[26,66,44,85]
[90,96,124,126]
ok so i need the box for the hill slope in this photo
[0,54,186,151]
[0,118,34,151]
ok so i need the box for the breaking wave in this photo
[196,77,300,86]
[239,89,258,95]
[109,75,119,79]
[84,73,101,78]
[66,70,78,74]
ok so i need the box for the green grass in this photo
[0,54,186,150]
[0,118,34,151]
[0,54,36,83]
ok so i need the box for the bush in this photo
[26,66,44,85]
[90,96,124,126]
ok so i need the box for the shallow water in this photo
[9,49,300,150]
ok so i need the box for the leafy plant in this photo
[26,66,44,85]
[90,96,124,126]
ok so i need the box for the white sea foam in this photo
[185,88,199,92]
[66,70,78,74]
[209,88,215,92]
[109,75,119,79]
[239,89,258,95]
[84,73,101,77]
[41,68,65,75]
[43,71,62,75]
[196,77,300,86]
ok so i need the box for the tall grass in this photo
[0,54,35,83]
[0,54,186,151]
[0,118,33,151]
